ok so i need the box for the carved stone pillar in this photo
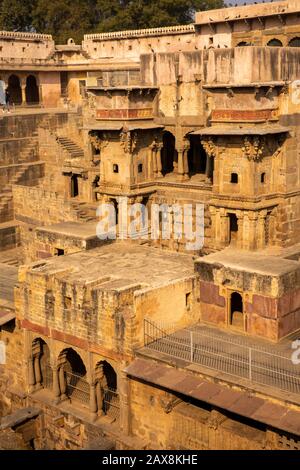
[219,212,229,247]
[156,144,163,177]
[177,142,189,182]
[33,355,42,388]
[28,356,36,388]
[257,211,268,250]
[151,145,157,177]
[90,382,98,419]
[95,381,104,416]
[53,366,61,401]
[58,366,67,399]
[119,368,130,435]
[21,78,26,105]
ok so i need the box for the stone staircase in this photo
[56,136,84,159]
[0,162,44,222]
[70,201,98,222]
[18,137,39,163]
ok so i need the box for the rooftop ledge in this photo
[87,86,158,92]
[203,81,288,89]
[191,125,290,136]
[195,1,299,25]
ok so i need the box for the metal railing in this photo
[144,319,300,395]
[103,388,120,421]
[42,364,53,390]
[65,371,90,406]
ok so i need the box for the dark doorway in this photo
[229,213,238,245]
[25,75,39,105]
[71,175,79,198]
[8,75,22,105]
[110,198,119,226]
[230,292,244,329]
[161,132,177,176]
[187,136,207,176]
[289,37,300,47]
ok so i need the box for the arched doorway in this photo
[187,136,207,176]
[31,338,52,390]
[161,132,177,176]
[229,213,238,246]
[289,37,300,47]
[25,75,39,105]
[230,292,244,330]
[93,361,119,419]
[58,348,89,406]
[8,75,22,105]
[71,174,79,198]
[267,39,283,47]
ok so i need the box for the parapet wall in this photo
[82,24,196,60]
[0,31,54,60]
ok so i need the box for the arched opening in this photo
[8,74,22,105]
[25,75,39,105]
[236,41,250,47]
[289,37,300,47]
[267,38,283,47]
[70,174,79,198]
[229,213,238,246]
[230,292,244,330]
[161,132,177,176]
[110,198,119,226]
[94,361,119,420]
[59,348,89,406]
[31,338,52,390]
[187,136,207,177]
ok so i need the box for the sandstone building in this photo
[1,0,300,450]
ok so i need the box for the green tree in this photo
[32,0,95,44]
[0,0,36,32]
[94,0,225,32]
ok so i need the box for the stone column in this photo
[156,144,163,177]
[89,382,98,420]
[177,148,184,181]
[236,212,244,250]
[257,211,268,250]
[33,355,42,389]
[151,145,157,178]
[53,366,61,401]
[21,78,26,106]
[183,145,189,179]
[58,366,67,399]
[119,368,130,435]
[95,381,104,416]
[219,211,229,247]
[28,356,36,389]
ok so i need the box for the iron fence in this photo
[65,371,90,406]
[103,388,120,421]
[42,363,53,390]
[144,319,300,395]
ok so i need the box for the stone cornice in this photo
[84,24,194,42]
[0,31,53,42]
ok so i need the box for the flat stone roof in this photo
[196,249,300,277]
[36,221,98,240]
[28,243,195,289]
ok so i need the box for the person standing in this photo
[5,87,10,113]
